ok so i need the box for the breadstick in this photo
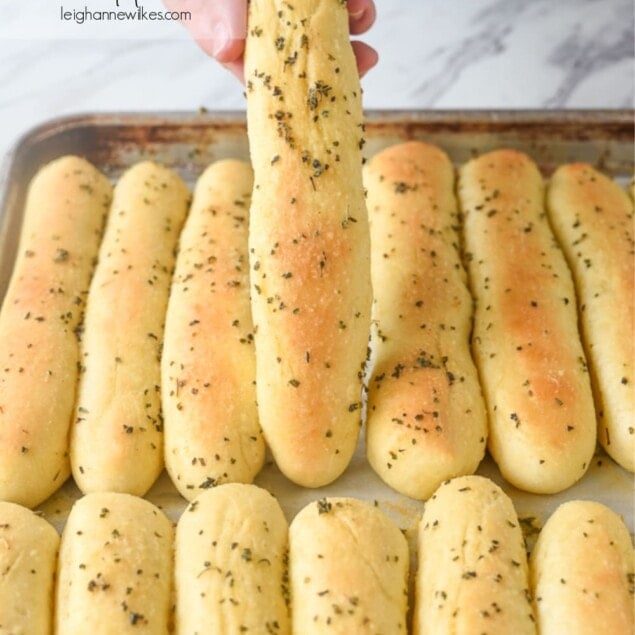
[530,500,634,634]
[162,160,264,500]
[175,483,290,634]
[458,149,596,493]
[0,501,59,633]
[364,141,488,499]
[289,497,409,634]
[71,161,190,496]
[547,164,634,472]
[55,492,173,634]
[0,155,111,507]
[245,0,372,486]
[413,475,536,634]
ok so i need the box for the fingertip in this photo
[176,0,247,62]
[224,59,246,84]
[213,37,245,63]
[193,35,244,64]
[194,40,244,84]
[351,40,378,77]
[348,0,376,35]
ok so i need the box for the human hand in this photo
[164,0,378,81]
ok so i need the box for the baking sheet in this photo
[0,110,633,552]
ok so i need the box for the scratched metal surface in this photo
[0,111,632,548]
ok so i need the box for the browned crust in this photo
[364,141,487,499]
[458,149,596,494]
[162,160,265,500]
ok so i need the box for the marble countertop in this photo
[1,0,633,164]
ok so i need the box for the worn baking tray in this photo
[0,110,633,548]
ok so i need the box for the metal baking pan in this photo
[0,110,633,544]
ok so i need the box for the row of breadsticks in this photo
[2,475,633,634]
[0,140,633,509]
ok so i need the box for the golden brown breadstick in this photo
[364,141,488,499]
[0,155,111,507]
[245,0,372,486]
[162,160,264,500]
[55,492,173,634]
[0,501,60,633]
[175,484,290,634]
[458,149,596,493]
[530,500,634,634]
[547,164,634,472]
[413,476,536,634]
[71,161,190,496]
[289,497,409,634]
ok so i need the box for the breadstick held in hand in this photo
[245,0,372,487]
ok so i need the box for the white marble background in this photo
[1,0,633,163]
